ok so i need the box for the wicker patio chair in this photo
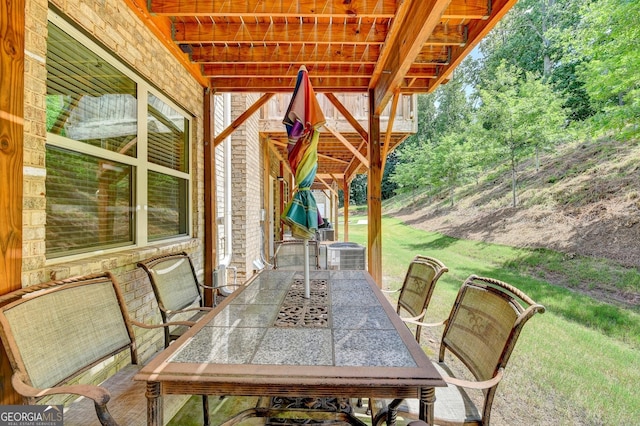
[383,255,449,343]
[371,275,546,426]
[357,255,449,410]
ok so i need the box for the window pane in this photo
[46,147,134,257]
[148,171,188,240]
[148,94,188,172]
[46,22,137,157]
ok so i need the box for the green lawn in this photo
[345,215,640,425]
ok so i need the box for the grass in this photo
[345,215,640,425]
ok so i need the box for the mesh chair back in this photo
[0,273,133,390]
[440,275,545,387]
[396,255,448,342]
[273,240,320,270]
[138,252,202,316]
[397,256,447,318]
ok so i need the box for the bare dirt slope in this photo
[389,137,640,267]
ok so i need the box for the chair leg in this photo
[202,395,209,426]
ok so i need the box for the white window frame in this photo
[46,11,193,264]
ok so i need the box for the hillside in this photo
[384,136,640,306]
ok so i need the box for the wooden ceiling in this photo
[142,0,515,108]
[132,0,516,188]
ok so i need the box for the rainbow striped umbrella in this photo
[282,66,325,240]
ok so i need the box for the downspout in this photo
[219,93,236,288]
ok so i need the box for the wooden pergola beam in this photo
[324,93,369,143]
[432,0,518,88]
[214,93,274,146]
[316,175,339,198]
[323,124,369,169]
[149,0,397,16]
[381,92,400,173]
[371,0,451,114]
[174,22,465,47]
[268,141,293,175]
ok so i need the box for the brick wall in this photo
[231,94,263,280]
[23,0,205,363]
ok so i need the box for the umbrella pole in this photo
[304,238,310,298]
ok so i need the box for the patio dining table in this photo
[135,269,445,425]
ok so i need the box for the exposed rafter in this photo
[126,0,519,189]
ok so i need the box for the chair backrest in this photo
[0,273,135,391]
[137,252,202,318]
[396,255,448,342]
[440,275,545,422]
[273,240,320,270]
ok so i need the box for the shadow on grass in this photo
[401,235,460,251]
[472,266,640,349]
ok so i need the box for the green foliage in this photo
[477,61,566,206]
[429,132,470,206]
[390,67,475,201]
[348,174,368,205]
[569,0,640,136]
[381,151,398,199]
[480,0,592,122]
[381,0,634,209]
[390,141,434,197]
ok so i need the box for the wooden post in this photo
[203,88,217,307]
[343,180,350,241]
[279,162,285,240]
[1,0,25,404]
[367,90,383,287]
[332,187,339,241]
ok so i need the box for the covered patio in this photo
[1,0,518,419]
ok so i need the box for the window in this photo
[45,15,191,259]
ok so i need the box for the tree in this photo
[390,142,434,200]
[348,174,368,205]
[381,151,398,200]
[480,0,593,123]
[401,94,438,150]
[434,68,473,135]
[570,0,640,136]
[477,62,566,206]
[430,132,470,206]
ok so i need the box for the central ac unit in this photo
[327,242,366,270]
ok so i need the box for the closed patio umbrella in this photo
[282,65,325,297]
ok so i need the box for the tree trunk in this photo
[511,154,518,207]
[512,170,517,207]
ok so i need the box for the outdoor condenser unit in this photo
[327,242,366,270]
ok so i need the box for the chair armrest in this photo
[402,316,447,328]
[130,319,196,330]
[381,288,400,294]
[443,367,504,390]
[11,373,110,405]
[199,283,242,291]
[164,306,213,316]
[400,309,426,323]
